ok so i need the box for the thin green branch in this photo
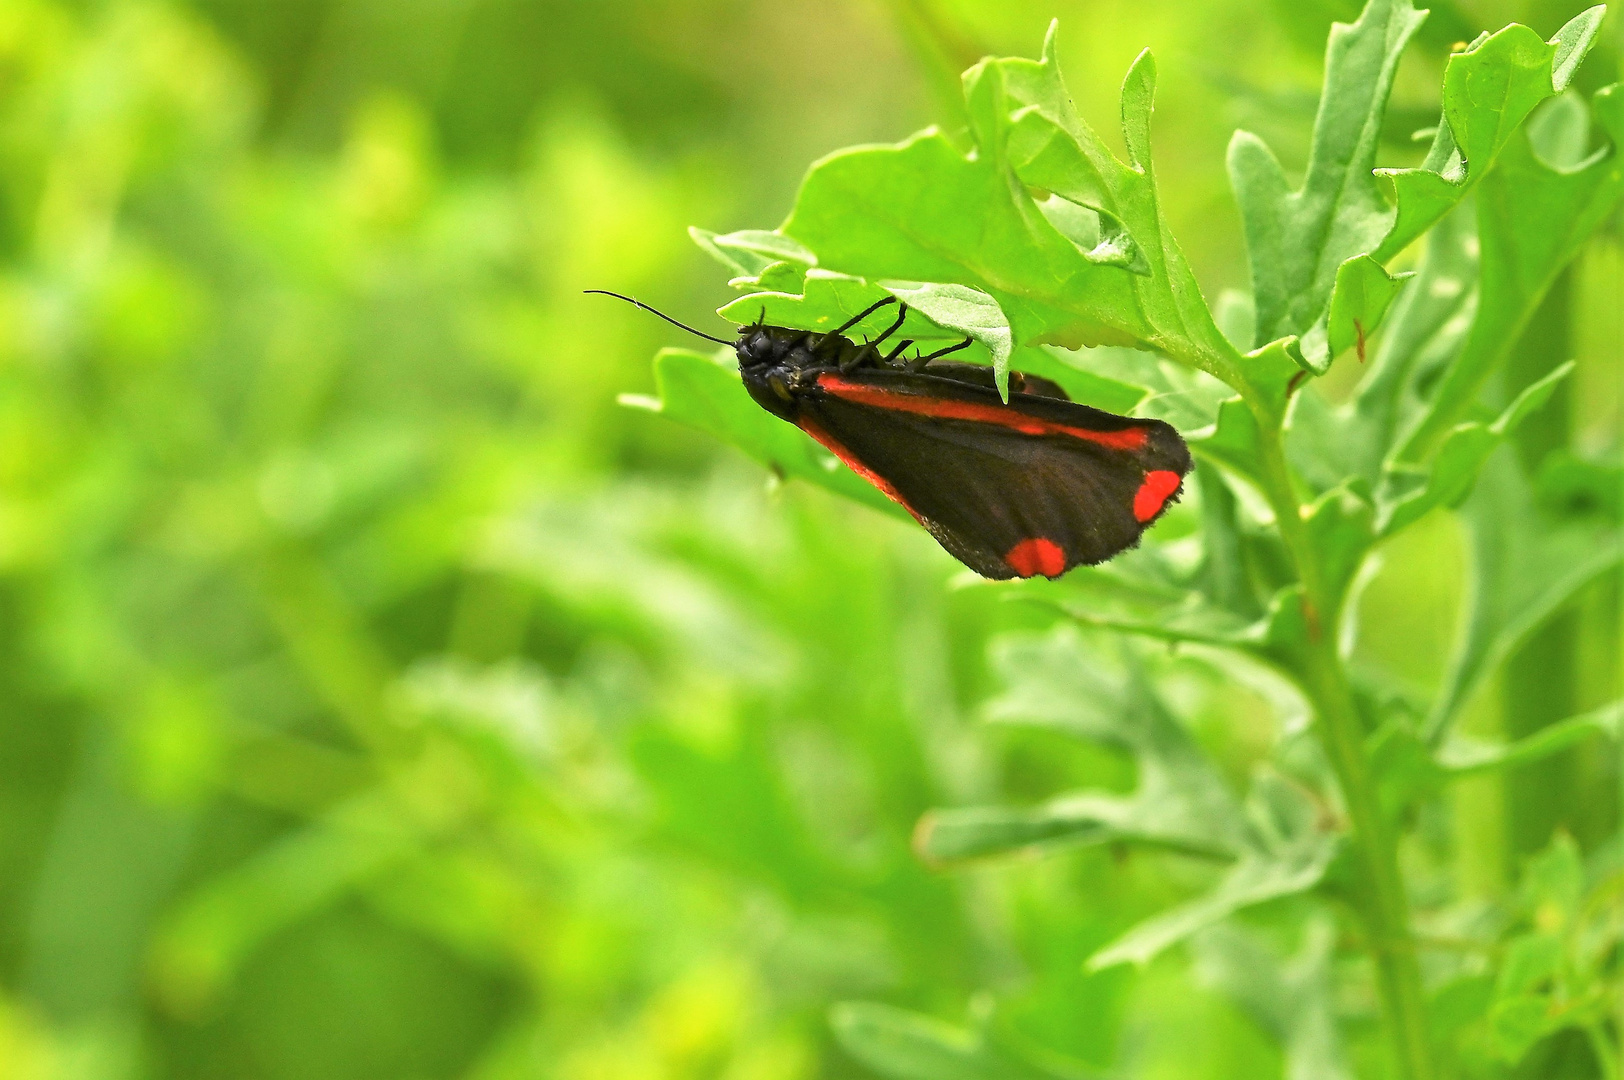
[1244,390,1437,1080]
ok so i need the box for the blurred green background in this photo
[0,1,1616,1078]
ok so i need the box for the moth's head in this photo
[734,324,804,372]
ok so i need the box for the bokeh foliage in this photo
[0,2,1618,1080]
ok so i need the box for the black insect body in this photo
[590,291,1191,579]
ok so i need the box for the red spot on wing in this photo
[816,375,1149,451]
[1133,469,1183,523]
[798,416,925,524]
[1004,537,1067,578]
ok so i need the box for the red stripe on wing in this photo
[798,416,926,525]
[815,374,1150,451]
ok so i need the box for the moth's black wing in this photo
[794,370,1189,579]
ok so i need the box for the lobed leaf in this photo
[1374,361,1573,536]
[785,24,1242,397]
[1371,700,1621,815]
[1427,451,1623,739]
[920,629,1338,969]
[1396,83,1624,462]
[1228,0,1427,370]
[1287,204,1479,494]
[1088,772,1339,970]
[1373,7,1607,261]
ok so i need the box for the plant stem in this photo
[1251,418,1437,1080]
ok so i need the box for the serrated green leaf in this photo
[621,348,907,520]
[1311,255,1412,372]
[1196,463,1263,618]
[965,628,1250,854]
[1427,450,1623,738]
[1193,920,1354,1080]
[720,269,951,341]
[1397,84,1624,461]
[926,628,1336,968]
[785,24,1242,394]
[1088,771,1339,969]
[1371,701,1621,816]
[691,226,779,278]
[879,280,1014,382]
[692,226,816,278]
[1019,576,1312,676]
[1374,8,1608,260]
[830,1003,1082,1080]
[1374,361,1573,536]
[1013,348,1148,414]
[1229,0,1427,364]
[1287,204,1478,494]
[730,259,808,294]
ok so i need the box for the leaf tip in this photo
[1041,17,1061,63]
[616,393,663,413]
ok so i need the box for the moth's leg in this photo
[840,306,908,372]
[868,304,907,347]
[814,296,897,355]
[839,338,876,373]
[882,339,914,364]
[918,336,973,362]
[906,336,972,372]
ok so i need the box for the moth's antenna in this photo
[584,290,733,346]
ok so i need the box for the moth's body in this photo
[732,315,1191,580]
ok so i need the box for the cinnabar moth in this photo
[591,290,1190,579]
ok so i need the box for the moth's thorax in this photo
[736,325,828,421]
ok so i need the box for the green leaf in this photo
[1287,204,1480,494]
[881,280,1014,380]
[1012,347,1148,414]
[923,629,1338,969]
[690,226,815,279]
[1195,463,1263,618]
[1374,361,1574,536]
[1228,0,1427,366]
[830,1003,1081,1080]
[1312,255,1412,371]
[1190,340,1301,484]
[1437,699,1623,775]
[916,797,1234,864]
[1370,701,1621,815]
[1088,771,1339,969]
[917,628,1250,865]
[784,24,1241,392]
[1193,920,1354,1080]
[1397,83,1624,461]
[719,269,954,342]
[620,348,908,520]
[1373,8,1608,260]
[1427,450,1623,738]
[722,272,1019,396]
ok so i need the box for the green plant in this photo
[631,3,1624,1077]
